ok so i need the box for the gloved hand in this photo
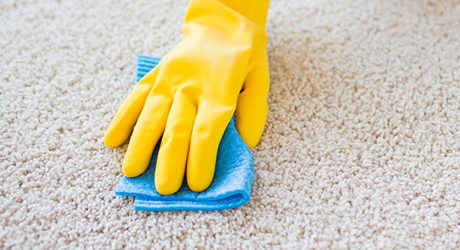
[104,0,270,195]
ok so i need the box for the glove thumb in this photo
[235,60,269,148]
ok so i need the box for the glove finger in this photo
[186,102,234,192]
[235,61,269,148]
[154,92,196,195]
[104,67,159,147]
[122,93,172,177]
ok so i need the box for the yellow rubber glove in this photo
[104,0,270,195]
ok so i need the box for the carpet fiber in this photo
[2,0,460,248]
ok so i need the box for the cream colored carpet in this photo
[2,0,460,248]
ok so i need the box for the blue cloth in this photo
[114,55,254,211]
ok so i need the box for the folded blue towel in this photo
[114,55,254,211]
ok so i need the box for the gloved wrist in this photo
[184,0,269,37]
[215,0,269,29]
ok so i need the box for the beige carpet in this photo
[2,0,460,248]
